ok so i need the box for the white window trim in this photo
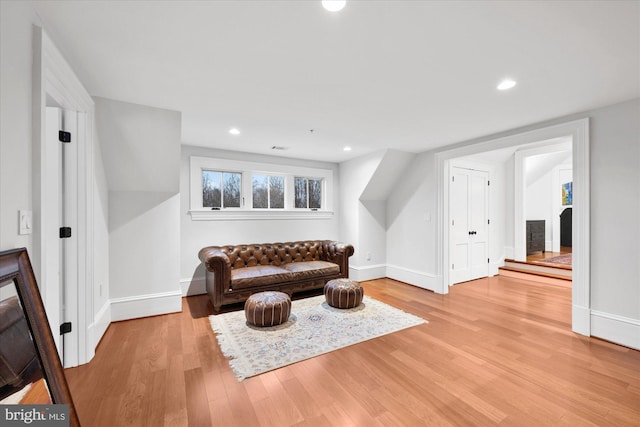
[189,156,334,221]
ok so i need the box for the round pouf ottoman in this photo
[324,279,363,309]
[244,291,291,327]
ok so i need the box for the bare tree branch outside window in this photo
[252,175,268,208]
[203,170,241,208]
[253,175,284,209]
[309,179,322,209]
[270,176,285,208]
[295,177,322,209]
[202,171,221,208]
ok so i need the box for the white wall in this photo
[590,99,639,320]
[526,167,553,245]
[90,130,111,346]
[180,145,340,295]
[386,151,438,289]
[0,1,39,254]
[95,97,181,320]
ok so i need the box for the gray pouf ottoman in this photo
[324,278,363,309]
[244,291,291,327]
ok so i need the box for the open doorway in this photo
[436,119,590,336]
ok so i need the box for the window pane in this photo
[202,171,221,208]
[309,179,322,209]
[294,177,307,208]
[223,172,241,207]
[252,175,268,208]
[270,176,285,209]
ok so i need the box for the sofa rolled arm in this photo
[322,241,355,277]
[198,246,231,276]
[198,247,233,312]
[332,242,355,258]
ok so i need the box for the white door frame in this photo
[435,118,590,336]
[33,27,96,366]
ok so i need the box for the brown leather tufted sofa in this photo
[198,240,354,312]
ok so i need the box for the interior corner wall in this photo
[490,160,508,269]
[385,151,438,289]
[180,145,340,295]
[90,130,110,343]
[95,97,181,321]
[338,151,387,281]
[0,1,40,254]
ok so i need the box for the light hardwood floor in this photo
[65,277,640,426]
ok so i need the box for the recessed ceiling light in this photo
[229,128,240,135]
[497,79,517,91]
[322,0,346,12]
[343,146,352,152]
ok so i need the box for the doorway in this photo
[34,27,95,367]
[436,118,590,336]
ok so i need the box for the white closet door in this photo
[450,167,489,284]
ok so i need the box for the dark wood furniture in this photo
[526,220,545,255]
[0,248,80,426]
[560,208,572,247]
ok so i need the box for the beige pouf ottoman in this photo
[324,278,363,309]
[244,291,291,327]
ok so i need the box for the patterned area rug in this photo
[209,295,427,380]
[533,253,572,266]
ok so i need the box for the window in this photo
[189,156,334,220]
[252,175,284,209]
[294,177,323,209]
[202,170,241,208]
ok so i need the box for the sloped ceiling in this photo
[360,150,415,201]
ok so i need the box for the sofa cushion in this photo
[281,261,340,281]
[231,265,294,290]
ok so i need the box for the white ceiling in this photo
[33,1,640,163]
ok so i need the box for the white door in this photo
[45,107,79,367]
[44,107,62,357]
[450,167,489,284]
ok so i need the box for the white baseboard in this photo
[349,264,386,282]
[386,264,437,292]
[590,310,640,350]
[545,240,553,252]
[181,277,206,296]
[110,290,182,322]
[86,300,111,362]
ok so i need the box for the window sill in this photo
[188,210,335,221]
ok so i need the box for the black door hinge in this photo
[60,322,72,335]
[59,131,71,143]
[59,227,72,238]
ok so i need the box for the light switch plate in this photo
[19,210,32,235]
